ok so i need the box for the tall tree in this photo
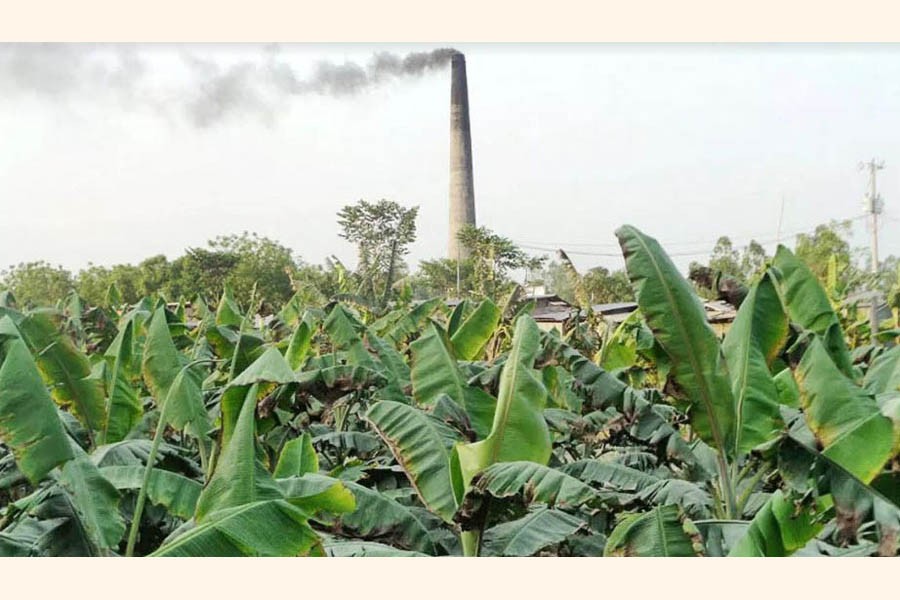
[456,225,529,298]
[337,200,418,305]
[795,221,855,283]
[708,236,742,278]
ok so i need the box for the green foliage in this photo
[1,220,899,558]
[337,199,418,305]
[0,261,74,309]
[456,224,530,298]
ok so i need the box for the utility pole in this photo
[860,158,885,342]
[776,195,786,246]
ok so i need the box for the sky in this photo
[1,43,899,278]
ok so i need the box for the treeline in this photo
[2,201,898,317]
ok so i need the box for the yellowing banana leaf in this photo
[17,312,106,431]
[795,338,895,483]
[771,246,854,377]
[0,323,74,483]
[276,473,356,516]
[274,432,319,478]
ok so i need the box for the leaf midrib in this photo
[627,227,729,457]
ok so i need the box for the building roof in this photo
[531,296,738,325]
[592,301,638,314]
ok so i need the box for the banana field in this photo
[0,225,898,557]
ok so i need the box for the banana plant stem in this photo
[125,397,170,557]
[125,359,213,557]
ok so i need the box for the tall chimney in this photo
[448,52,476,261]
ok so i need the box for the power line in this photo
[514,214,869,259]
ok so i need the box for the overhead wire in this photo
[514,214,871,259]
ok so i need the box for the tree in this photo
[135,255,172,299]
[412,258,476,299]
[0,261,74,307]
[337,200,419,305]
[794,221,859,289]
[582,266,632,304]
[75,233,307,313]
[542,261,631,305]
[75,263,147,306]
[207,233,297,313]
[75,264,116,307]
[708,236,741,278]
[167,248,240,305]
[739,240,767,283]
[689,236,769,305]
[456,224,528,298]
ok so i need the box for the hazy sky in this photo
[1,43,899,277]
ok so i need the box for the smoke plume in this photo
[0,44,458,128]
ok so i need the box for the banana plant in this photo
[615,226,900,555]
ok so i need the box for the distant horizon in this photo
[2,43,898,277]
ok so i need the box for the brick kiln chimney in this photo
[448,52,476,261]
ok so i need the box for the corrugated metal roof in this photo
[592,301,638,314]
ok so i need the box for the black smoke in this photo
[0,44,459,128]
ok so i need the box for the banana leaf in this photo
[151,500,318,557]
[0,326,74,483]
[325,540,428,557]
[616,225,735,459]
[274,432,319,478]
[728,489,829,557]
[462,461,597,510]
[771,246,854,377]
[410,323,496,437]
[100,465,201,520]
[101,319,142,443]
[366,400,460,523]
[16,311,106,431]
[450,298,501,360]
[336,481,438,554]
[864,345,900,395]
[795,338,895,482]
[480,507,587,557]
[452,316,552,496]
[195,384,281,521]
[721,272,787,456]
[604,504,701,556]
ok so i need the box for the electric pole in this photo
[776,195,785,246]
[860,158,885,342]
